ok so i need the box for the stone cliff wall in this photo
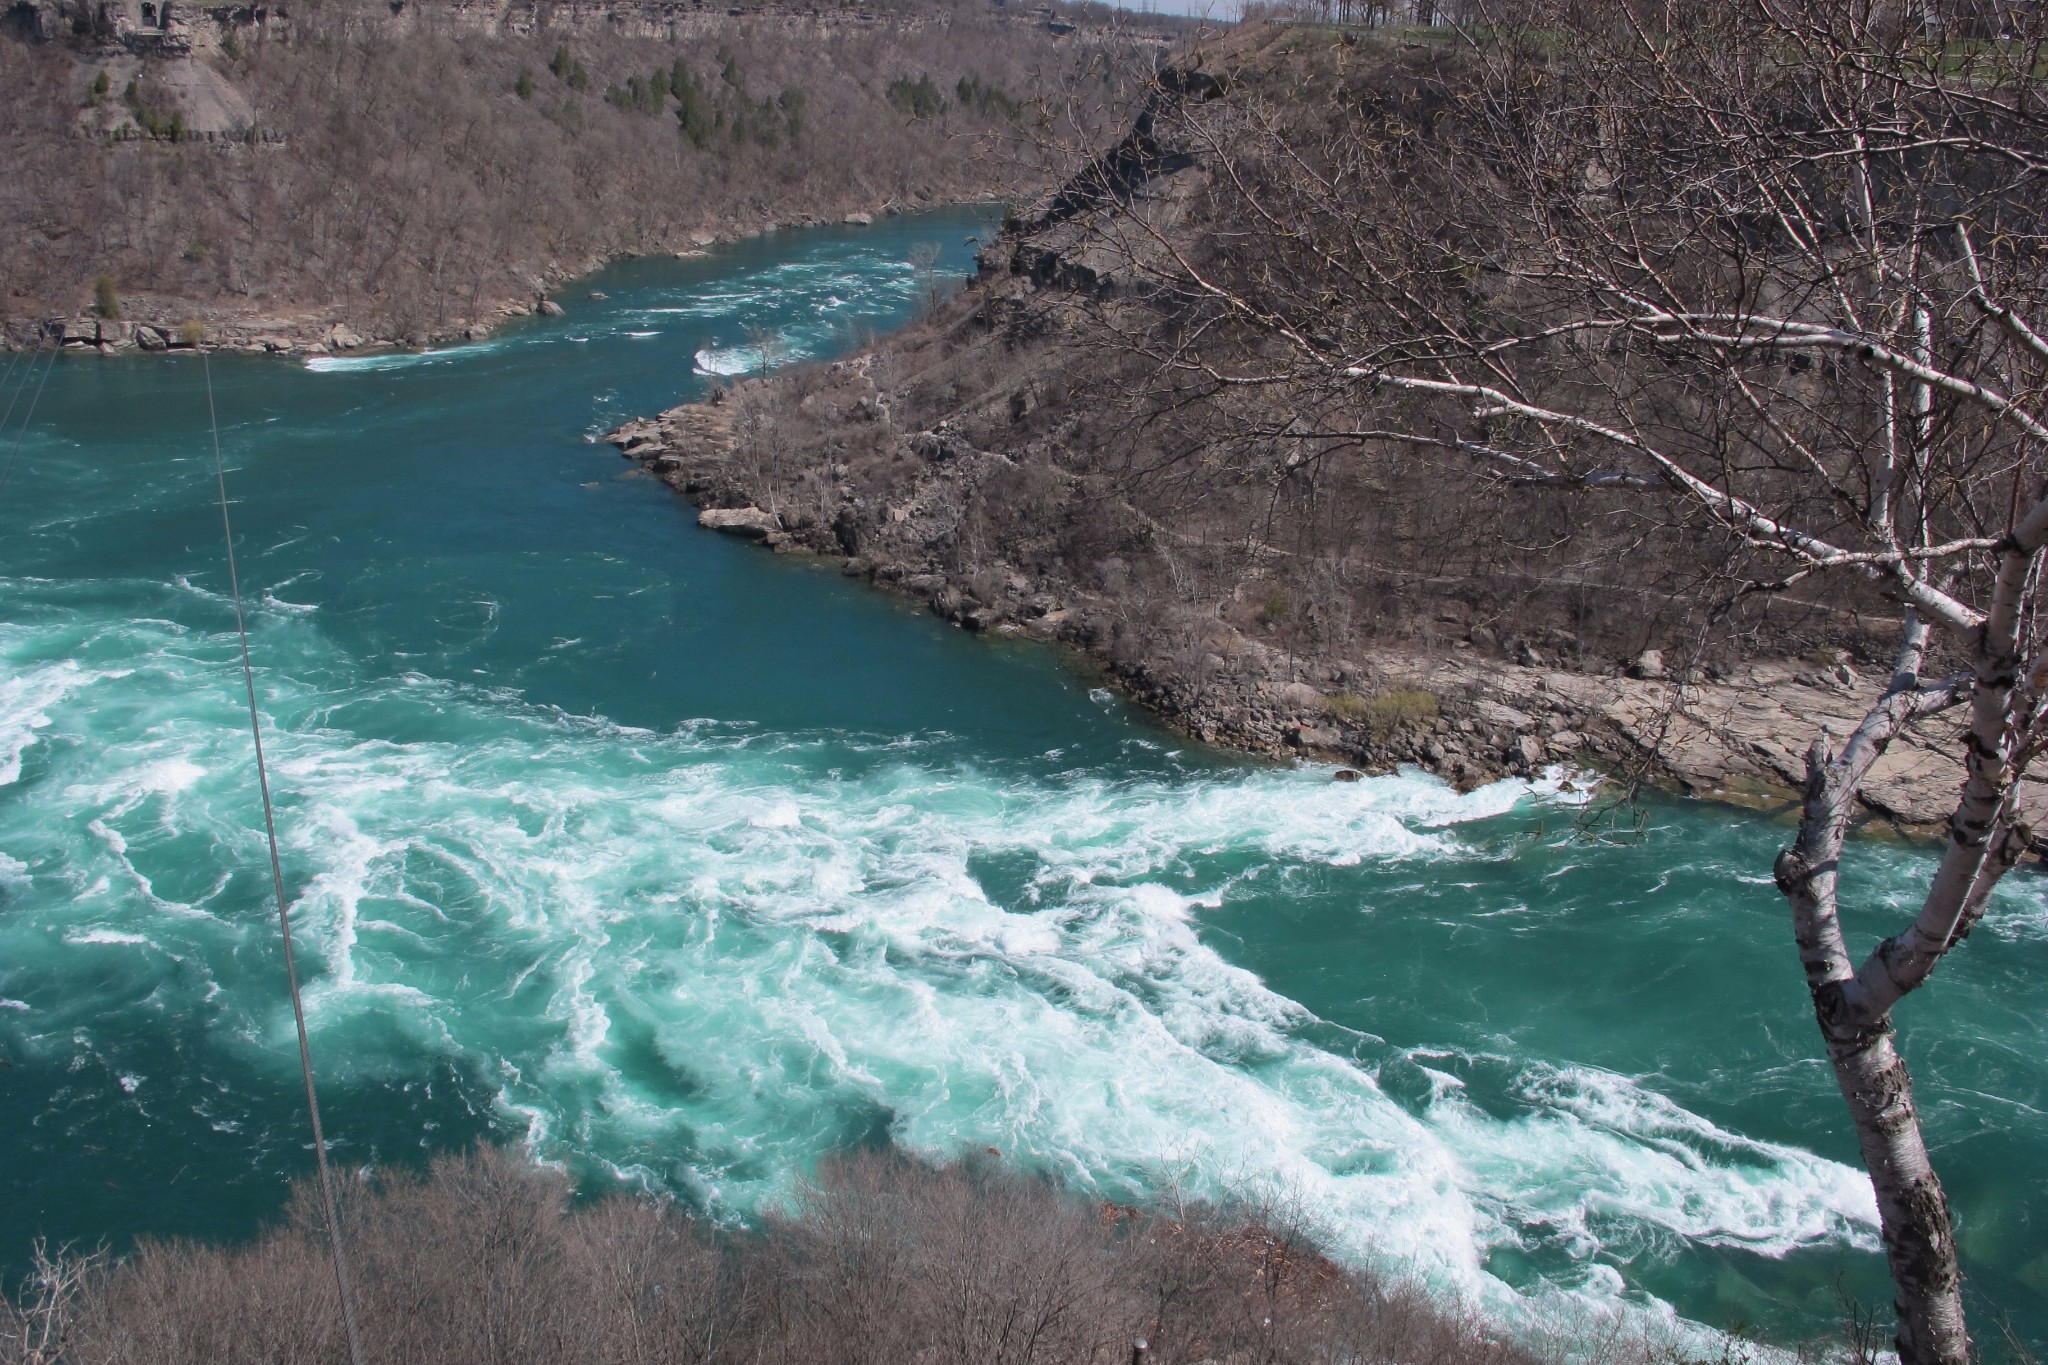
[5,0,1154,56]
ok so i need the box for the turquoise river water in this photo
[0,207,2042,1352]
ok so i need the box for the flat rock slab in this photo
[697,507,780,539]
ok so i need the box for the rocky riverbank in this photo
[2,206,939,358]
[604,376,2035,835]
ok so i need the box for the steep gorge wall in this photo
[1,0,1184,345]
[5,0,1130,59]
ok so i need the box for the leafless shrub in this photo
[3,1144,1706,1365]
[0,1242,105,1365]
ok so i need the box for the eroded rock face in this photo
[697,506,781,539]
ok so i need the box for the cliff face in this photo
[2,0,1187,346]
[8,0,1159,59]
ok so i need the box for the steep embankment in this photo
[1,0,1188,353]
[600,24,2028,831]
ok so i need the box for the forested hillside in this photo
[0,0,1187,346]
[606,9,2048,816]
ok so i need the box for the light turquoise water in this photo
[0,208,2042,1351]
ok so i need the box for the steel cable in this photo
[0,340,59,500]
[201,352,367,1365]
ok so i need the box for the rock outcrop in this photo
[697,506,782,540]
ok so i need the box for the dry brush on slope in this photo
[0,0,1182,344]
[3,1145,1553,1365]
[600,23,1976,807]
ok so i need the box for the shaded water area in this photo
[0,207,2043,1351]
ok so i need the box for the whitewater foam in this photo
[694,344,791,376]
[304,340,507,374]
[0,657,96,785]
[0,572,1891,1344]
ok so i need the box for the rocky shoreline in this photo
[1,205,938,359]
[603,385,2038,837]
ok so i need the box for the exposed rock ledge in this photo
[604,402,2042,838]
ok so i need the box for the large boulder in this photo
[1276,681,1325,714]
[697,507,781,540]
[325,322,363,350]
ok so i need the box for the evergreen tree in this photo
[778,86,806,139]
[673,62,713,146]
[885,74,945,120]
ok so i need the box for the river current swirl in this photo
[0,208,2042,1350]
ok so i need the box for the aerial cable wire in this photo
[0,327,40,403]
[0,333,52,435]
[0,339,59,501]
[201,352,367,1365]
[0,340,28,410]
[0,336,48,436]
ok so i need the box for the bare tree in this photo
[743,320,786,377]
[1,1241,104,1365]
[1048,3,2048,1359]
[908,239,947,313]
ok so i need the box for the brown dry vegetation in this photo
[652,20,1972,721]
[2,1146,1551,1365]
[0,0,1175,340]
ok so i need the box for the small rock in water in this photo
[537,299,565,317]
[1332,769,1362,783]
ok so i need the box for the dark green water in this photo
[0,207,2041,1351]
